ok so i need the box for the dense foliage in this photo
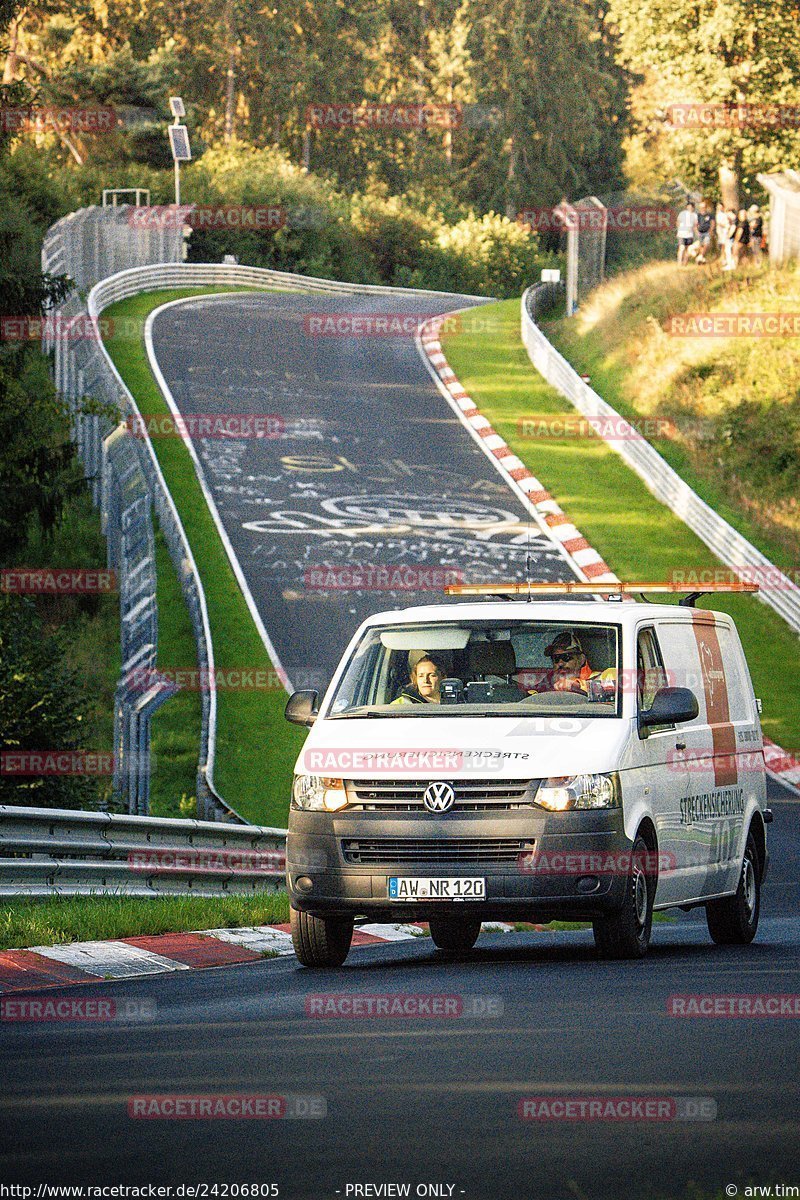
[607,0,800,206]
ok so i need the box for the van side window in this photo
[711,625,751,722]
[637,628,669,712]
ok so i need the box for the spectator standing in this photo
[749,205,765,265]
[721,207,737,270]
[676,200,698,266]
[733,208,751,267]
[716,204,729,266]
[695,199,715,263]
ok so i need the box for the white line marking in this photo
[31,941,191,977]
[414,318,593,582]
[358,923,425,942]
[144,298,294,691]
[200,926,296,955]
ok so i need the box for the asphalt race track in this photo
[148,290,578,689]
[1,782,798,1197]
[2,289,797,1197]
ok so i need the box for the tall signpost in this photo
[168,96,191,206]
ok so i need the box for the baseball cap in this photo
[544,631,584,659]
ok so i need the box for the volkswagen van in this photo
[284,587,770,966]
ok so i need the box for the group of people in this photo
[391,633,615,705]
[676,198,766,269]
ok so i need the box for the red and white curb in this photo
[418,315,617,585]
[763,741,800,794]
[0,922,518,995]
[419,315,800,799]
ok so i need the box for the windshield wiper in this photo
[326,711,398,720]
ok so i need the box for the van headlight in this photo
[292,775,348,812]
[535,773,620,812]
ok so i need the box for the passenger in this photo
[531,632,617,698]
[391,655,445,705]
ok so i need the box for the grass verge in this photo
[0,890,290,951]
[148,526,203,817]
[103,288,306,825]
[547,259,800,570]
[442,299,800,750]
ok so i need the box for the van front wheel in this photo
[290,907,354,967]
[705,831,760,945]
[428,916,482,954]
[592,835,655,960]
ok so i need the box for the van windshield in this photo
[325,620,623,718]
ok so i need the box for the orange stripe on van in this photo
[690,613,737,786]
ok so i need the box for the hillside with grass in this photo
[442,298,800,752]
[545,260,800,573]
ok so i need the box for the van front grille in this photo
[341,838,530,865]
[344,778,537,812]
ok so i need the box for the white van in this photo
[284,591,771,966]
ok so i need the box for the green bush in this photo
[717,398,800,502]
[185,141,369,281]
[349,191,439,284]
[0,597,108,810]
[431,211,548,297]
[182,143,550,296]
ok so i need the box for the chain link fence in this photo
[39,206,223,819]
[564,196,607,315]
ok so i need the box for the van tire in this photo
[592,835,655,960]
[428,916,482,954]
[705,830,760,945]
[290,907,354,967]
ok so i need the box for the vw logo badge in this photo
[423,781,456,813]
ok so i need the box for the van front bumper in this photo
[286,808,633,922]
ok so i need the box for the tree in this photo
[466,0,623,216]
[606,0,800,206]
[0,597,99,809]
[0,73,76,560]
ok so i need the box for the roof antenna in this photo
[525,493,533,602]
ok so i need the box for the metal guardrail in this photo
[0,805,287,897]
[41,204,485,825]
[41,208,191,819]
[521,283,800,635]
[88,261,483,823]
[524,280,565,324]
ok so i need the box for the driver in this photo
[530,632,616,698]
[391,655,445,705]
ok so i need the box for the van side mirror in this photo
[639,686,699,732]
[285,690,319,727]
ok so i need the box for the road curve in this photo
[148,290,577,689]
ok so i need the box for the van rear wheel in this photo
[705,831,760,945]
[290,907,354,967]
[592,835,655,960]
[428,916,482,954]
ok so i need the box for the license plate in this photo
[388,876,486,901]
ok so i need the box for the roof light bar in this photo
[444,581,760,596]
